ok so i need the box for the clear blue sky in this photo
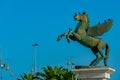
[0,0,119,79]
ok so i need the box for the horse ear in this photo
[75,13,77,16]
[108,18,111,21]
[83,12,86,14]
[79,12,81,15]
[98,22,101,24]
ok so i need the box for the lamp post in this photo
[0,49,10,80]
[67,57,75,69]
[32,43,38,74]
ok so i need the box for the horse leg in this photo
[90,48,99,66]
[104,57,107,66]
[69,30,82,41]
[90,48,103,66]
[57,28,76,43]
[97,41,107,66]
[90,53,99,66]
[94,57,103,66]
[57,32,68,41]
[69,36,76,41]
[66,29,77,43]
[104,44,110,66]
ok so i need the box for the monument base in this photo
[72,66,115,80]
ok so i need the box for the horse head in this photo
[74,12,90,30]
[74,12,89,24]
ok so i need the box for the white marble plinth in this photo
[72,67,115,80]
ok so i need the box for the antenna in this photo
[32,43,39,74]
[67,57,75,69]
[67,57,71,66]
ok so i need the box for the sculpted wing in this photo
[87,19,113,36]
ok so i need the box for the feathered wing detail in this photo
[87,19,113,36]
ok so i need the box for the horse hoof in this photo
[104,64,108,66]
[57,36,61,41]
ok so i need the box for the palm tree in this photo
[17,72,41,80]
[37,66,75,80]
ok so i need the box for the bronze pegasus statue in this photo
[57,12,113,66]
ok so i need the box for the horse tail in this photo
[105,43,110,58]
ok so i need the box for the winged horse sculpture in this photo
[57,12,113,66]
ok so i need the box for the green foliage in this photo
[17,72,41,80]
[17,66,75,80]
[37,66,75,80]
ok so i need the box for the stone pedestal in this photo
[72,66,115,80]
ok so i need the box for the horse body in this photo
[73,28,100,48]
[57,12,112,66]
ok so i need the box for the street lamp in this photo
[0,53,10,80]
[67,57,75,69]
[0,61,10,80]
[32,43,39,74]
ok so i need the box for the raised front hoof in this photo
[57,36,62,41]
